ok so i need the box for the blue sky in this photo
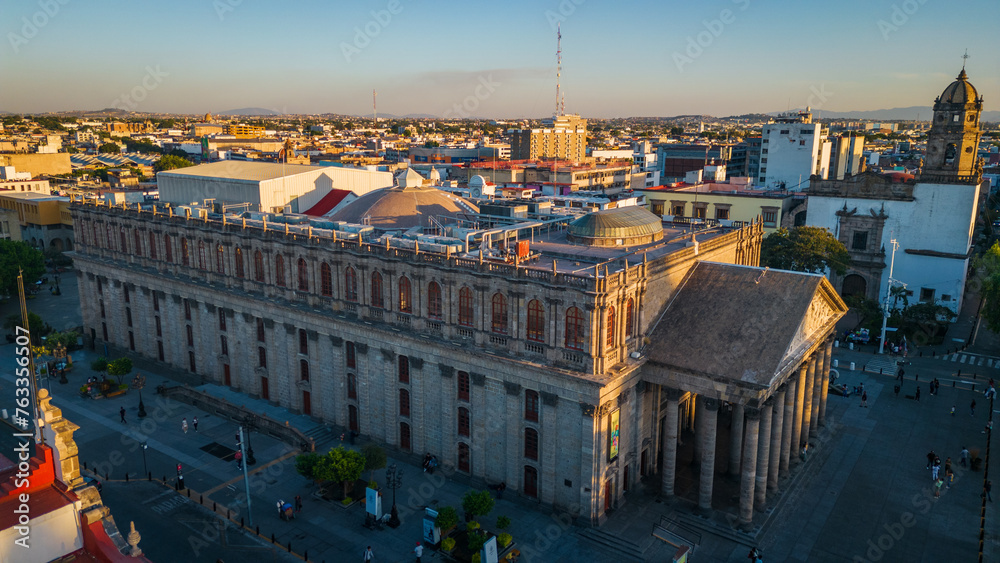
[1,0,996,118]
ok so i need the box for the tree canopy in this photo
[0,240,45,298]
[154,154,194,172]
[760,226,850,276]
[98,142,121,154]
[107,357,133,383]
[976,241,1000,333]
[314,446,365,496]
[461,489,495,519]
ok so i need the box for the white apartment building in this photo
[759,110,830,191]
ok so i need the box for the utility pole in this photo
[239,426,253,526]
[879,238,900,355]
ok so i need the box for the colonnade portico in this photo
[642,263,847,530]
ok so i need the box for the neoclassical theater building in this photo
[70,179,845,527]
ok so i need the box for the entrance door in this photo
[623,465,629,492]
[302,391,311,416]
[348,405,359,432]
[603,480,612,512]
[841,274,867,298]
[260,376,269,400]
[223,364,231,386]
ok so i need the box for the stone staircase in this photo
[577,527,649,561]
[303,424,342,452]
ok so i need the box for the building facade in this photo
[759,111,830,191]
[510,114,587,161]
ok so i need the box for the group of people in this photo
[361,541,424,562]
[925,451,956,497]
[421,453,439,474]
[276,496,303,520]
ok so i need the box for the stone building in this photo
[70,184,844,527]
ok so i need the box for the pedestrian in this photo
[971,399,976,416]
[983,481,993,502]
[961,446,969,468]
[951,405,956,416]
[497,481,506,499]
[934,478,944,498]
[182,418,188,434]
[294,495,302,513]
[945,457,952,474]
[932,463,940,481]
[193,416,198,432]
[277,499,284,518]
[916,387,921,402]
[926,450,936,469]
[363,545,374,562]
[894,384,900,397]
[414,541,423,563]
[861,391,868,408]
[929,381,934,396]
[984,420,993,434]
[842,383,849,398]
[120,406,126,424]
[945,467,954,489]
[235,450,242,470]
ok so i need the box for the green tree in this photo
[90,357,109,374]
[4,312,49,344]
[314,446,365,497]
[154,154,194,172]
[461,489,495,520]
[361,443,387,482]
[294,452,322,481]
[760,226,850,276]
[0,241,45,298]
[435,506,459,531]
[98,142,121,154]
[107,357,133,384]
[976,241,1000,333]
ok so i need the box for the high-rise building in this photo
[509,114,587,161]
[758,110,830,190]
[827,134,865,180]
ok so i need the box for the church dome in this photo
[567,206,664,247]
[939,69,978,104]
[329,185,478,231]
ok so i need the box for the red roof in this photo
[302,189,353,216]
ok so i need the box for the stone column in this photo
[802,354,816,443]
[697,397,719,514]
[661,388,683,498]
[790,363,807,465]
[820,336,834,425]
[738,406,760,531]
[768,386,785,491]
[692,395,702,464]
[754,400,772,511]
[729,403,744,478]
[810,347,825,436]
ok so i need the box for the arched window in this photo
[525,389,539,422]
[491,292,508,334]
[458,287,473,326]
[400,422,411,451]
[275,254,285,286]
[458,371,470,402]
[565,307,584,350]
[371,271,384,308]
[625,298,635,338]
[345,267,358,301]
[298,329,308,354]
[234,247,244,278]
[458,407,470,437]
[398,276,411,313]
[257,346,267,368]
[133,229,141,257]
[197,241,206,270]
[347,373,357,399]
[300,359,310,381]
[148,232,157,259]
[297,258,309,291]
[256,318,265,342]
[181,238,190,266]
[216,245,225,274]
[164,234,172,262]
[346,341,356,368]
[524,466,538,498]
[320,263,332,296]
[606,306,616,349]
[398,356,409,383]
[524,428,539,460]
[428,282,442,319]
[254,250,264,282]
[458,442,470,473]
[399,389,410,417]
[527,299,545,342]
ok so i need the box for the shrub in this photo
[295,452,322,481]
[341,496,353,506]
[368,480,378,490]
[496,515,511,530]
[468,531,487,553]
[462,489,495,520]
[441,537,456,552]
[498,532,512,549]
[435,506,458,530]
[467,520,480,532]
[472,554,481,563]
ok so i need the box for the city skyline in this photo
[1,0,997,118]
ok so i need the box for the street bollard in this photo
[241,517,244,527]
[880,368,883,375]
[83,461,88,470]
[271,533,276,543]
[256,525,259,535]
[187,488,191,498]
[147,472,151,481]
[213,502,217,512]
[163,475,166,484]
[125,473,129,482]
[200,495,203,505]
[287,542,292,552]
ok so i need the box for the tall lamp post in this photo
[385,463,403,528]
[54,342,68,384]
[241,414,258,465]
[140,441,148,477]
[878,239,901,355]
[131,373,147,418]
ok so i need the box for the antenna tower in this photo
[373,89,377,127]
[555,24,562,116]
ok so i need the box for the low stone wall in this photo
[157,384,315,452]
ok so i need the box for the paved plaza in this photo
[0,273,997,561]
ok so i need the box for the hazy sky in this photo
[1,0,996,118]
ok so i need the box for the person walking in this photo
[984,420,993,434]
[971,399,976,416]
[414,541,423,563]
[363,545,374,562]
[916,387,921,402]
[120,406,126,424]
[894,384,900,397]
[193,416,199,432]
[235,450,242,470]
[294,495,302,513]
[951,405,956,416]
[961,446,970,468]
[983,481,993,502]
[933,477,944,498]
[861,391,868,408]
[182,418,188,434]
[926,450,936,469]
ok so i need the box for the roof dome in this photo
[329,185,478,231]
[567,206,664,247]
[938,69,978,104]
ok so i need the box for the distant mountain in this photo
[356,113,439,119]
[216,107,283,116]
[770,106,1000,122]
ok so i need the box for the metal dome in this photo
[329,185,478,231]
[567,206,664,247]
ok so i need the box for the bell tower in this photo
[921,65,983,183]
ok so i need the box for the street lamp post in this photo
[879,239,901,355]
[385,463,402,528]
[241,414,258,465]
[54,343,67,384]
[140,442,148,477]
[131,374,147,418]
